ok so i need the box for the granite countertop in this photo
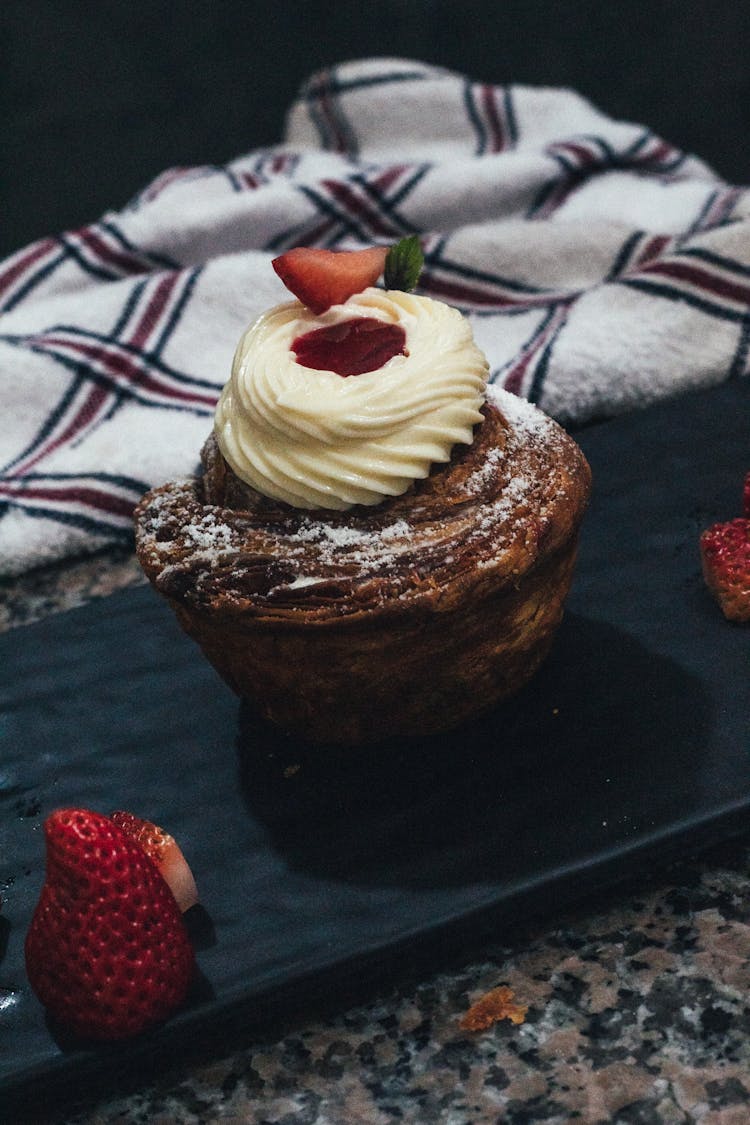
[3,553,750,1125]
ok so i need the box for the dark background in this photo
[3,0,750,260]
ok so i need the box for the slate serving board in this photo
[1,379,748,1108]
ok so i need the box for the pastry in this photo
[134,243,591,743]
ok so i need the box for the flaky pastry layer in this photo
[134,387,591,742]
[135,389,590,626]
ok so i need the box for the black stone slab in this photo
[1,378,748,1109]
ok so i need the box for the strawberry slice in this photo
[272,246,388,313]
[292,317,407,376]
[25,808,195,1040]
[109,810,199,913]
[700,517,750,622]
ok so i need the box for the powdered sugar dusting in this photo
[466,386,553,494]
[136,487,240,570]
[465,443,505,490]
[138,388,573,603]
[473,473,536,566]
[184,514,234,552]
[293,517,411,548]
[486,382,553,439]
[278,515,415,573]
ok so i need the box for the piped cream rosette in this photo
[214,287,489,510]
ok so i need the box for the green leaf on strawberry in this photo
[384,235,424,293]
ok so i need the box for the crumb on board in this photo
[459,985,527,1031]
[283,764,301,778]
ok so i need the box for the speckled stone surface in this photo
[3,552,750,1125]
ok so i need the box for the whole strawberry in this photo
[25,808,194,1040]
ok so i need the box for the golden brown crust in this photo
[134,389,591,742]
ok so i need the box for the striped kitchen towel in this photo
[2,56,749,576]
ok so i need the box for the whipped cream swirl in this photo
[214,288,489,510]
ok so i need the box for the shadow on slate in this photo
[237,613,710,888]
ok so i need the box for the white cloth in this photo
[2,56,748,576]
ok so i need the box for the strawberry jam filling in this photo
[292,317,407,376]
